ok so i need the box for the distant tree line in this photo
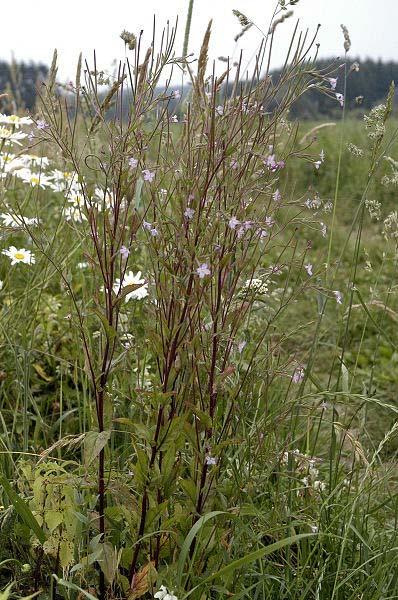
[0,60,48,112]
[0,57,396,119]
[283,58,398,119]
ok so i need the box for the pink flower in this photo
[184,207,195,220]
[172,89,181,99]
[128,157,138,168]
[196,263,211,279]
[328,77,338,90]
[335,93,344,108]
[273,189,282,202]
[142,220,158,236]
[304,263,313,276]
[264,216,275,228]
[142,169,155,182]
[120,245,130,259]
[333,290,343,304]
[230,159,239,170]
[36,119,49,130]
[292,366,305,383]
[265,154,285,172]
[265,154,277,170]
[228,216,240,230]
[237,226,246,239]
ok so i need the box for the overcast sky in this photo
[2,1,398,81]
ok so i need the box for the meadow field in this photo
[0,7,398,600]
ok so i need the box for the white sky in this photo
[2,0,398,81]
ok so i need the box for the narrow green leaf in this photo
[204,533,315,582]
[92,308,117,342]
[113,283,144,306]
[1,476,46,544]
[53,575,99,600]
[182,533,315,599]
[177,511,226,585]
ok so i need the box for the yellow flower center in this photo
[31,177,40,184]
[0,127,11,139]
[14,252,25,260]
[9,116,19,123]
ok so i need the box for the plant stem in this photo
[326,52,348,277]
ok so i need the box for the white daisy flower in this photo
[17,168,51,188]
[0,114,33,128]
[0,213,18,227]
[113,270,148,301]
[94,186,115,210]
[0,152,15,165]
[0,127,27,146]
[0,213,39,227]
[63,205,87,222]
[2,246,35,265]
[49,169,77,192]
[0,154,26,176]
[21,154,50,168]
[67,192,85,207]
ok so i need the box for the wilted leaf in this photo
[129,561,157,599]
[33,363,53,382]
